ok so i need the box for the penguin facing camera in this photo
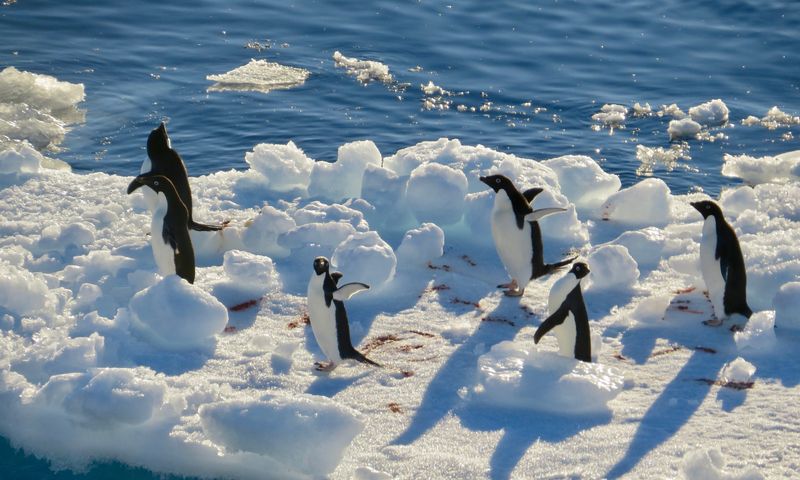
[306,256,380,372]
[127,174,195,284]
[691,200,752,327]
[480,174,573,296]
[534,262,592,362]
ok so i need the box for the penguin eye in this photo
[153,180,160,186]
[705,205,710,210]
[575,265,581,271]
[495,178,501,184]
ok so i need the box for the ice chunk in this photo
[396,223,445,267]
[681,448,764,480]
[333,51,393,84]
[199,395,364,477]
[668,118,702,140]
[223,250,281,293]
[244,141,313,192]
[470,341,624,415]
[406,162,468,225]
[332,231,396,288]
[719,186,758,216]
[206,59,310,93]
[630,294,671,324]
[0,261,55,317]
[279,221,358,250]
[591,104,627,127]
[720,357,756,384]
[688,99,729,126]
[608,227,666,267]
[635,144,691,176]
[360,164,408,222]
[0,140,44,175]
[128,275,228,350]
[0,66,85,114]
[734,311,776,353]
[658,103,687,119]
[240,205,296,257]
[601,178,672,225]
[721,151,800,185]
[587,245,639,291]
[542,155,621,210]
[741,106,800,130]
[463,190,495,245]
[293,201,369,231]
[773,282,800,330]
[309,141,381,201]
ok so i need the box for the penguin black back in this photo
[523,187,577,279]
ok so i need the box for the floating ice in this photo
[635,144,691,176]
[631,102,652,117]
[308,141,382,201]
[720,357,756,384]
[542,155,621,210]
[773,282,800,329]
[740,106,800,130]
[331,231,396,288]
[601,178,672,225]
[206,59,310,93]
[734,311,776,353]
[333,51,393,84]
[0,66,85,115]
[199,395,364,477]
[587,245,639,291]
[406,162,468,225]
[591,104,627,127]
[470,341,624,415]
[688,99,729,126]
[721,150,800,185]
[396,222,445,267]
[244,141,313,192]
[658,103,687,119]
[240,205,296,257]
[668,118,703,140]
[681,449,764,480]
[128,275,228,351]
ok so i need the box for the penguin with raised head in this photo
[128,174,195,284]
[691,200,752,326]
[307,256,380,371]
[479,174,571,296]
[141,122,223,232]
[534,262,592,362]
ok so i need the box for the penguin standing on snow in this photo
[141,122,223,232]
[307,256,380,371]
[480,174,572,296]
[534,262,592,362]
[691,200,752,325]
[127,174,195,284]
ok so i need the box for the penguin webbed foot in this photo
[703,318,724,327]
[504,288,525,297]
[314,361,336,372]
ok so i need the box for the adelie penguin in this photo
[306,256,380,372]
[127,174,195,284]
[691,200,752,326]
[534,262,592,362]
[141,122,223,232]
[480,174,574,296]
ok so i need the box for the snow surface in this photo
[1,69,799,479]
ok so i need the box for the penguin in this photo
[534,262,592,362]
[306,256,380,371]
[127,174,195,284]
[479,174,572,296]
[141,122,223,232]
[690,200,752,325]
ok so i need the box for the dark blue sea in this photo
[1,0,798,477]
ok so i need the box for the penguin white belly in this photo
[552,312,577,358]
[307,276,342,363]
[699,217,726,318]
[150,195,176,277]
[140,159,158,211]
[491,197,533,283]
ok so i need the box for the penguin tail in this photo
[349,349,382,368]
[189,220,225,232]
[537,255,578,278]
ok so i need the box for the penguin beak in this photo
[689,201,701,214]
[127,176,144,194]
[479,176,489,186]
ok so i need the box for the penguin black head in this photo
[313,256,330,275]
[146,122,171,161]
[479,174,514,194]
[690,200,723,220]
[127,173,178,195]
[569,262,590,280]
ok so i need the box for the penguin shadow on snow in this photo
[391,294,528,446]
[605,289,739,478]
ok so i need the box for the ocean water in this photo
[0,0,798,477]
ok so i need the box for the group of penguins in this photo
[130,123,752,371]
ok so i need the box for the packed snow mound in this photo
[719,186,758,217]
[542,155,621,210]
[128,275,228,350]
[359,164,408,227]
[331,231,396,288]
[587,245,639,291]
[773,282,800,329]
[199,394,364,477]
[396,223,445,267]
[223,250,281,294]
[734,311,776,353]
[293,201,369,232]
[470,341,624,415]
[668,118,702,140]
[406,162,468,225]
[601,178,672,225]
[607,227,667,268]
[206,59,310,93]
[630,294,671,324]
[688,99,729,126]
[240,205,296,257]
[721,151,800,185]
[333,51,393,84]
[720,357,756,384]
[681,449,764,480]
[244,141,313,192]
[0,261,55,318]
[37,222,95,254]
[279,221,358,253]
[308,141,382,201]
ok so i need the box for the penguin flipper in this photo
[189,220,224,232]
[333,282,370,301]
[522,187,544,204]
[525,207,567,223]
[534,303,570,344]
[331,272,344,285]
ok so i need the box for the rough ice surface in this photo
[591,104,627,127]
[635,144,691,176]
[128,275,228,351]
[681,449,764,480]
[668,118,703,140]
[244,141,314,192]
[734,311,776,353]
[773,282,800,329]
[0,261,55,318]
[331,231,396,288]
[470,341,624,415]
[206,59,310,93]
[740,106,800,130]
[720,357,756,384]
[239,205,297,257]
[542,155,621,210]
[688,99,729,126]
[405,162,468,225]
[396,223,445,267]
[601,178,672,225]
[587,245,640,291]
[658,103,687,119]
[719,186,758,216]
[721,150,800,185]
[332,51,393,84]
